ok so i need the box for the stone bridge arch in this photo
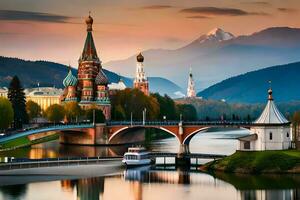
[182,127,211,145]
[108,126,181,144]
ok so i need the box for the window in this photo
[244,141,250,149]
[287,132,289,138]
[269,132,273,140]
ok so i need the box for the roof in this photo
[254,89,289,124]
[237,134,258,141]
[95,70,109,85]
[80,15,99,62]
[63,69,78,87]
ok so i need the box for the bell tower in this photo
[133,52,149,96]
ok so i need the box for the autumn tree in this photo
[0,97,14,130]
[64,102,82,122]
[26,100,41,121]
[44,104,65,123]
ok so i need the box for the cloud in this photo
[141,5,172,10]
[186,16,211,19]
[241,1,271,6]
[180,7,269,16]
[0,10,75,23]
[278,8,297,13]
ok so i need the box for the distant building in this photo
[187,68,196,98]
[133,52,149,96]
[108,78,126,91]
[238,88,291,151]
[0,87,8,98]
[61,14,111,120]
[25,87,63,111]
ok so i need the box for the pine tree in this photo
[8,76,28,129]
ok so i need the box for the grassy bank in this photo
[204,150,300,174]
[0,134,59,151]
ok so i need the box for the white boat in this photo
[122,147,153,166]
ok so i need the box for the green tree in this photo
[8,76,28,128]
[64,102,82,122]
[114,104,126,120]
[0,97,14,130]
[176,104,197,121]
[152,93,177,120]
[85,108,106,123]
[111,88,159,121]
[26,100,41,121]
[44,104,65,123]
[292,111,300,144]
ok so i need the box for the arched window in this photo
[287,132,289,138]
[269,132,272,140]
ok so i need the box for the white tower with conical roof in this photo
[238,86,291,151]
[187,68,196,98]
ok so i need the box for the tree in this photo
[64,102,82,122]
[26,100,41,121]
[85,108,106,123]
[44,104,65,123]
[8,76,28,128]
[152,93,177,120]
[0,97,14,130]
[176,104,197,121]
[114,104,126,120]
[111,88,159,121]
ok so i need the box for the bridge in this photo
[0,121,254,152]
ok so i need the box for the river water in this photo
[1,130,300,200]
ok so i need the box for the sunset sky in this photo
[1,0,300,68]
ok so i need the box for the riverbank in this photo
[0,133,59,151]
[204,150,300,174]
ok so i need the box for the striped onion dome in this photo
[63,69,78,87]
[95,69,108,85]
[254,88,289,124]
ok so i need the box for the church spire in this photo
[80,13,99,62]
[187,67,196,98]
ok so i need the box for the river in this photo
[1,129,300,200]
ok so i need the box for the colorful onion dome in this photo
[63,69,78,87]
[137,52,144,62]
[95,69,109,85]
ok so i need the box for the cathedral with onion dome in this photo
[62,14,111,120]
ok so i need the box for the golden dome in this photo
[85,14,93,31]
[137,52,144,62]
[85,15,93,25]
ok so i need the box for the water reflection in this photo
[1,169,300,200]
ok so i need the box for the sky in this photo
[0,0,300,68]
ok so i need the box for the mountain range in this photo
[104,27,300,90]
[197,62,300,103]
[0,56,183,98]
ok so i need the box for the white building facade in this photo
[0,87,8,98]
[238,88,292,151]
[187,68,196,98]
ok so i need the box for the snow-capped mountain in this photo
[197,28,235,43]
[104,27,300,90]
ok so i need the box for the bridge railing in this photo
[0,123,94,140]
[0,156,123,170]
[106,120,254,126]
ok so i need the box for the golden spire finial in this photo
[86,11,93,31]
